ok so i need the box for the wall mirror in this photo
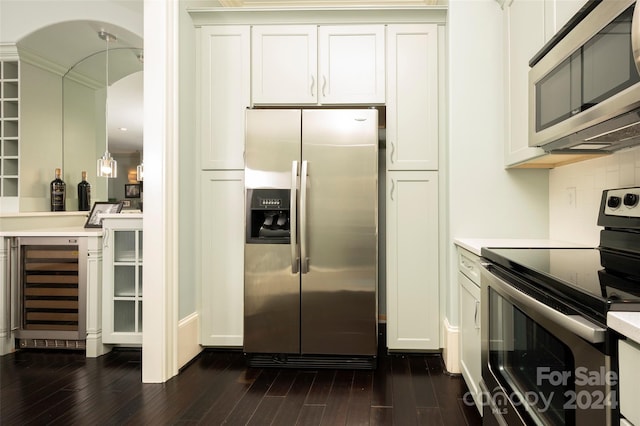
[17,20,143,210]
[63,45,143,206]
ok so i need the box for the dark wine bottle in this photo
[50,168,66,211]
[77,171,91,211]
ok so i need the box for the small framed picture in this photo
[84,201,124,228]
[125,183,141,198]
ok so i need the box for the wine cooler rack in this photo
[16,237,87,349]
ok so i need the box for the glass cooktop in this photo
[481,247,640,324]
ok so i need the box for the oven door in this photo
[480,263,615,426]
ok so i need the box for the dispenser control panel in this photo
[259,198,282,208]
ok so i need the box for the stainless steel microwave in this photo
[529,0,640,153]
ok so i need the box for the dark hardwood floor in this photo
[1,346,482,425]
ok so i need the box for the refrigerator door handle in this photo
[300,160,309,274]
[290,161,300,273]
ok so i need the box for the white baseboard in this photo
[178,312,202,369]
[85,331,109,358]
[442,317,460,374]
[0,331,15,355]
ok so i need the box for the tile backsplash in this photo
[549,145,640,246]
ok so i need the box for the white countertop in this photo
[454,238,590,256]
[608,312,640,345]
[0,227,103,237]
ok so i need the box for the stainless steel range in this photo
[480,186,640,426]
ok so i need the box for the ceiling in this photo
[17,20,143,154]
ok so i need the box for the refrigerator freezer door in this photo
[245,109,301,189]
[244,109,301,354]
[300,109,378,356]
[244,244,300,353]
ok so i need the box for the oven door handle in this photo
[479,380,509,426]
[480,264,606,344]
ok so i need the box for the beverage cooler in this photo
[8,237,87,350]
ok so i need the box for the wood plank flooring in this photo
[1,348,482,425]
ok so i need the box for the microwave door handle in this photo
[480,264,606,344]
[632,1,640,76]
[290,161,299,274]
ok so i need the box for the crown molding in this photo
[0,43,19,61]
[17,46,103,89]
[188,5,447,26]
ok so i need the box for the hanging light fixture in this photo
[97,30,118,178]
[136,162,144,181]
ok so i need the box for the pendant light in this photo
[97,30,118,178]
[136,162,144,181]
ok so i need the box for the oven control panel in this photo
[603,187,640,217]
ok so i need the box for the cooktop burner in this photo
[481,247,640,325]
[481,186,640,325]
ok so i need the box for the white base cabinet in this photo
[386,171,439,351]
[200,171,244,347]
[102,215,143,345]
[619,338,640,426]
[458,247,482,415]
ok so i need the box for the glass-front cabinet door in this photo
[102,215,143,345]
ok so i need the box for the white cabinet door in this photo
[318,25,385,104]
[102,217,143,346]
[544,0,588,42]
[386,171,439,350]
[200,171,244,346]
[199,26,250,170]
[619,338,640,426]
[252,25,385,105]
[504,0,547,167]
[459,271,482,415]
[386,24,438,171]
[251,25,318,105]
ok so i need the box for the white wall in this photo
[447,0,549,327]
[549,146,640,246]
[19,62,63,211]
[0,0,142,43]
[178,2,198,319]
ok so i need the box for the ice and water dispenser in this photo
[246,189,290,244]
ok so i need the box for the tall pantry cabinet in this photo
[385,24,440,351]
[191,10,445,351]
[197,26,249,346]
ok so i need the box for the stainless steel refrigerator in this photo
[244,108,378,365]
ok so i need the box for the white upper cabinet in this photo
[386,24,439,171]
[251,24,385,105]
[544,0,589,41]
[198,26,250,170]
[251,25,318,105]
[503,0,547,167]
[504,0,598,168]
[317,25,385,104]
